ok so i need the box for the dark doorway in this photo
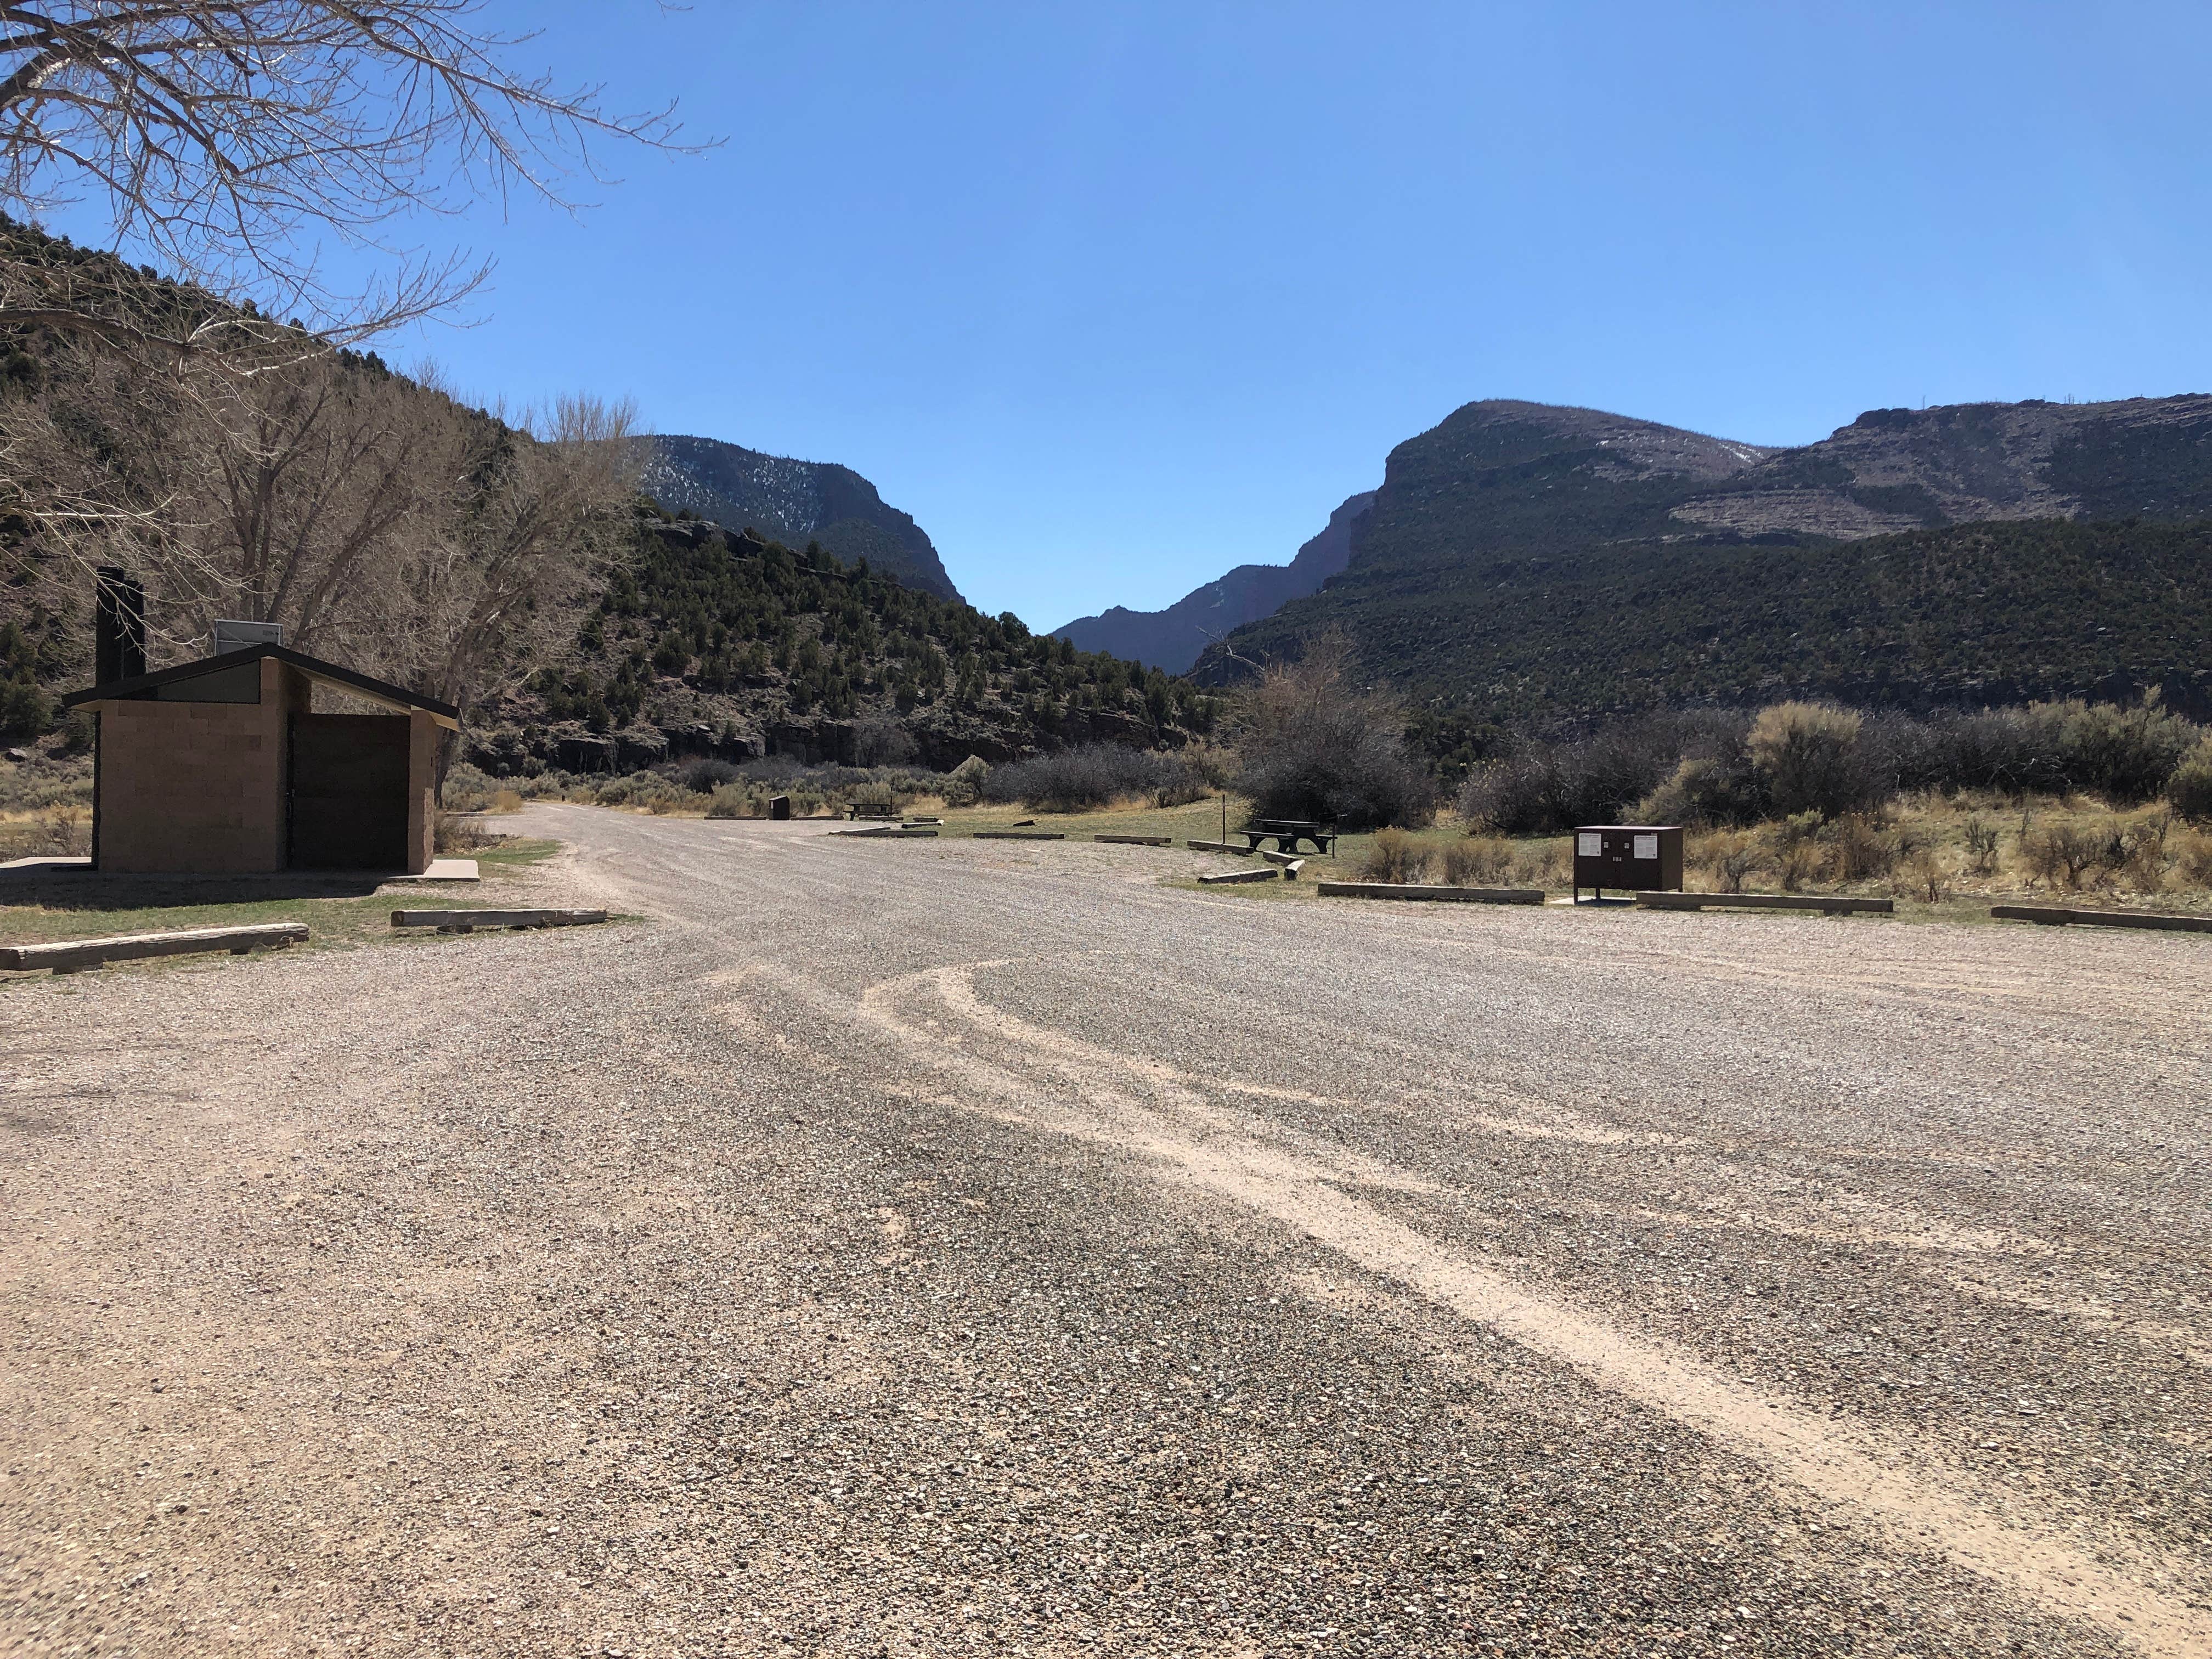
[289,714,410,870]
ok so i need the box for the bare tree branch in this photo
[2,319,640,722]
[0,2,702,349]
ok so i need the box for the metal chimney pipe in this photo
[94,566,146,684]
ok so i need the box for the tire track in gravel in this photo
[854,957,2212,1659]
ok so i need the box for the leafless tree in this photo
[1228,628,1435,828]
[151,358,434,652]
[1,326,425,654]
[0,5,677,719]
[3,332,637,720]
[0,2,695,354]
[392,383,640,718]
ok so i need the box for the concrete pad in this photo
[386,859,480,883]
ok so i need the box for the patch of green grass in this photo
[929,796,1266,848]
[2,889,388,950]
[919,798,1573,904]
[0,837,568,961]
[476,836,560,872]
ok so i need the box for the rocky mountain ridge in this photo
[1189,392,2212,716]
[634,434,963,602]
[1052,490,1376,673]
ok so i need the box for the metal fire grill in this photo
[1572,825,1684,902]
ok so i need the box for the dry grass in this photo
[1440,836,1513,886]
[1,751,93,861]
[1685,793,2212,912]
[1359,827,1434,884]
[0,805,89,861]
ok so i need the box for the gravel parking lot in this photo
[4,804,2209,1657]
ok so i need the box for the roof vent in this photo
[213,619,286,654]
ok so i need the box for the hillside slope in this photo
[634,435,962,602]
[1233,516,2212,719]
[0,225,1199,763]
[1197,394,2212,716]
[1052,490,1375,673]
[466,509,1213,775]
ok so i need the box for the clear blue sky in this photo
[86,3,2212,625]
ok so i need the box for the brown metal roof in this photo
[63,642,461,726]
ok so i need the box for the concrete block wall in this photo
[89,657,441,874]
[92,657,303,874]
[97,703,282,871]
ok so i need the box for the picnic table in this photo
[1236,818,1337,856]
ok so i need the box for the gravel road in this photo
[4,804,2210,1658]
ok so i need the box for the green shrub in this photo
[1462,711,1746,834]
[1963,815,2002,873]
[941,753,990,806]
[2168,736,2212,822]
[1748,702,1881,819]
[596,770,683,810]
[1150,748,1220,808]
[682,758,742,792]
[1694,830,1762,893]
[2180,829,2212,888]
[440,762,498,811]
[984,744,1193,812]
[1636,754,1768,827]
[1897,848,1950,904]
[2057,695,2197,804]
[0,675,50,740]
[704,783,759,819]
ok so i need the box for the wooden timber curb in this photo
[1095,834,1171,846]
[1638,892,1895,916]
[1318,882,1543,904]
[1992,903,2212,935]
[832,826,938,838]
[1186,838,1247,854]
[1199,867,1279,885]
[975,831,1065,840]
[2,922,307,974]
[391,909,607,932]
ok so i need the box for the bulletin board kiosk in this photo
[1572,825,1684,902]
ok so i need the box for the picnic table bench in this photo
[1235,819,1337,856]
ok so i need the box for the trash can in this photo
[1572,825,1683,901]
[769,794,792,821]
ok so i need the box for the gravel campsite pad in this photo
[3,806,2208,1657]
